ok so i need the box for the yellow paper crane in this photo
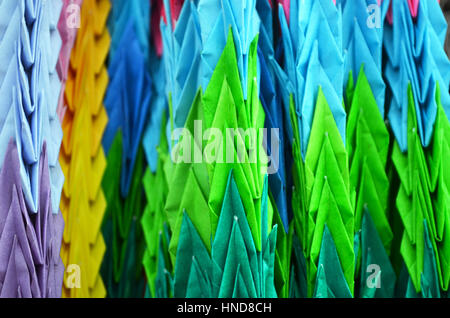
[59,0,110,298]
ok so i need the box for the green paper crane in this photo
[202,30,267,252]
[101,131,146,297]
[161,29,277,297]
[426,84,450,294]
[346,66,396,297]
[291,86,355,297]
[393,83,449,296]
[141,111,174,298]
[314,226,352,298]
[173,171,277,298]
[164,89,211,265]
[164,30,269,268]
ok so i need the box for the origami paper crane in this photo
[0,140,64,298]
[358,208,396,298]
[272,0,346,158]
[100,0,155,298]
[340,4,396,295]
[108,0,150,64]
[394,220,442,298]
[160,0,202,132]
[142,2,203,298]
[142,110,174,298]
[142,0,199,298]
[0,0,64,215]
[173,171,277,298]
[269,0,355,298]
[256,0,293,233]
[204,30,267,247]
[382,0,450,297]
[58,0,110,298]
[101,131,146,298]
[103,14,151,197]
[426,86,450,293]
[198,0,260,100]
[313,226,352,298]
[342,0,389,116]
[163,89,211,265]
[345,66,398,297]
[164,30,267,268]
[384,0,450,151]
[392,82,450,294]
[157,0,262,142]
[14,0,445,300]
[302,88,354,297]
[255,3,302,297]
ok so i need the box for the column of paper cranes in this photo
[0,0,449,299]
[0,0,65,297]
[136,0,450,299]
[59,0,110,298]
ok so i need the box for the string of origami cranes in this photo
[0,0,449,298]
